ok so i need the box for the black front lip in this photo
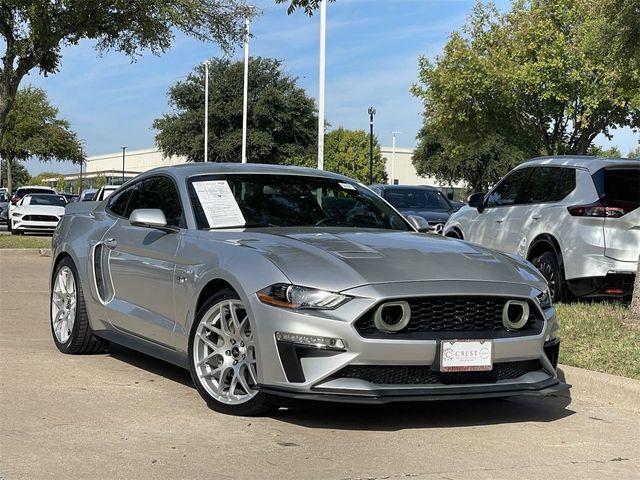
[258,377,571,404]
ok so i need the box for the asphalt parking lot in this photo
[1,254,639,480]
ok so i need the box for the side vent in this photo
[93,243,114,303]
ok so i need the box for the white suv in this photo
[444,156,639,301]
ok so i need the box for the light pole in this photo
[391,131,400,185]
[203,60,210,162]
[317,0,327,170]
[241,14,251,164]
[368,107,376,184]
[79,147,85,194]
[121,146,126,184]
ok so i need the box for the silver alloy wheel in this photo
[193,299,259,405]
[51,266,77,344]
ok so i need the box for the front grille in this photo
[23,215,59,222]
[334,360,542,385]
[355,296,543,339]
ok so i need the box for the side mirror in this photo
[406,214,430,232]
[130,208,179,233]
[467,193,486,212]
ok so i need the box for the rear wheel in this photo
[188,289,274,416]
[445,229,462,239]
[531,251,565,302]
[51,257,108,354]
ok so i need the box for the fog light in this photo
[374,301,411,332]
[275,331,347,350]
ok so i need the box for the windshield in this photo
[26,195,67,206]
[188,174,411,231]
[385,188,451,210]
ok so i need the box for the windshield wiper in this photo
[206,222,275,230]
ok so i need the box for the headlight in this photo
[12,212,22,217]
[257,283,351,310]
[536,288,552,309]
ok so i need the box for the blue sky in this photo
[17,0,640,175]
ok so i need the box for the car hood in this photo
[14,205,65,215]
[216,228,546,292]
[397,209,450,223]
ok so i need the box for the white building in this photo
[53,146,466,197]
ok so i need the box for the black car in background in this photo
[368,184,461,233]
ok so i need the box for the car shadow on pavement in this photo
[107,344,194,389]
[271,393,574,431]
[106,345,574,430]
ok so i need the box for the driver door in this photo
[102,176,185,348]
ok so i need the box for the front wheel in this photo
[531,251,565,302]
[188,289,274,416]
[51,257,108,354]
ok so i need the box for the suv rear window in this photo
[17,188,54,196]
[603,169,640,204]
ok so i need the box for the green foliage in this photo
[0,1,254,150]
[275,0,335,15]
[412,0,640,192]
[0,86,83,193]
[587,145,622,158]
[29,171,60,187]
[154,57,317,164]
[628,146,640,159]
[285,128,386,184]
[55,175,67,193]
[0,160,29,190]
[94,174,107,189]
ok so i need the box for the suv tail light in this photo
[567,200,638,218]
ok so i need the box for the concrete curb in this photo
[0,248,51,258]
[559,364,640,412]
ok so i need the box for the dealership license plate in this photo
[440,339,493,372]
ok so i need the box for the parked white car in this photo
[7,186,57,229]
[444,156,640,301]
[11,193,67,235]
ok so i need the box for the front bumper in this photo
[12,218,59,233]
[248,281,565,402]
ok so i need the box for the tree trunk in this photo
[630,253,640,325]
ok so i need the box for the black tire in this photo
[11,229,21,235]
[531,250,565,302]
[50,256,109,354]
[445,229,462,239]
[7,221,12,232]
[188,289,274,416]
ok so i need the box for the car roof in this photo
[139,162,358,183]
[16,185,55,190]
[516,156,640,174]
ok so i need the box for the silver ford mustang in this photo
[50,163,568,415]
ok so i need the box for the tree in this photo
[0,1,254,148]
[628,146,640,159]
[30,170,61,187]
[588,145,622,158]
[94,174,106,189]
[275,0,335,15]
[0,86,83,193]
[412,0,640,192]
[285,128,386,184]
[0,159,29,190]
[154,57,317,164]
[56,175,66,193]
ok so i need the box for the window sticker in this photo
[339,182,357,191]
[193,180,246,228]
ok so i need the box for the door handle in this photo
[532,215,541,220]
[495,219,504,223]
[103,238,118,250]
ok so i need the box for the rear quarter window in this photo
[603,169,640,204]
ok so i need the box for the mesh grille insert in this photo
[355,296,543,339]
[334,360,542,385]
